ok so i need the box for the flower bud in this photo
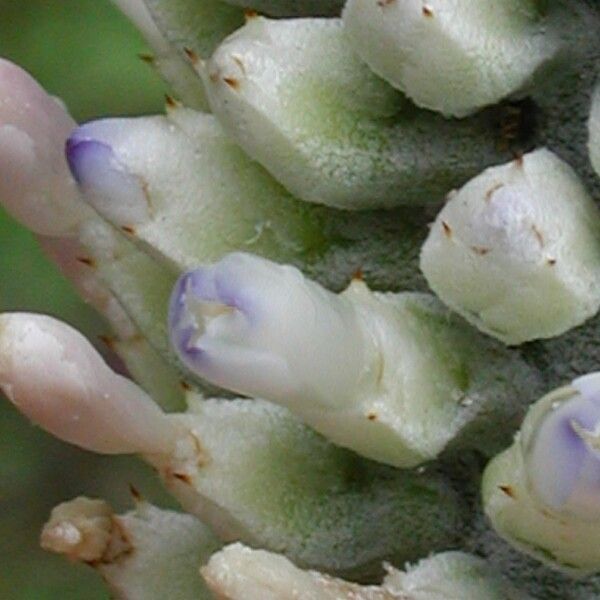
[0,313,178,455]
[525,373,600,521]
[421,149,600,344]
[169,252,538,467]
[483,372,600,574]
[66,111,326,272]
[343,0,562,117]
[204,17,503,209]
[0,59,86,235]
[169,252,367,407]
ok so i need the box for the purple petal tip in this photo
[65,135,114,187]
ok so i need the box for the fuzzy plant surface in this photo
[2,0,600,598]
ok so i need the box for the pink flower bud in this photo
[0,59,87,235]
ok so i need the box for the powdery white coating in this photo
[482,374,600,575]
[169,252,538,467]
[589,83,600,178]
[67,110,325,273]
[204,17,503,209]
[110,0,209,109]
[421,149,600,345]
[343,0,561,117]
[154,395,464,576]
[0,59,86,235]
[43,497,219,600]
[0,313,178,455]
[202,544,530,600]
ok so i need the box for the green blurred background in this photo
[0,1,179,597]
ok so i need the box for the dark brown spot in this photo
[183,47,199,65]
[422,4,434,16]
[499,485,516,498]
[98,335,116,351]
[442,220,452,238]
[223,77,240,90]
[138,53,154,65]
[121,225,136,235]
[180,380,192,392]
[367,413,377,421]
[352,268,364,281]
[547,258,557,266]
[76,256,96,268]
[173,472,192,485]
[165,94,179,109]
[128,484,142,502]
[244,8,259,19]
[377,0,395,6]
[471,246,490,256]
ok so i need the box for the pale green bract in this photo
[204,17,505,208]
[2,0,600,598]
[420,149,600,345]
[342,0,562,117]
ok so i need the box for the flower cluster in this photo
[2,0,600,598]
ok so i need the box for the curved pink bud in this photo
[0,59,87,235]
[0,313,179,455]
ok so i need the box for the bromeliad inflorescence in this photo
[2,0,600,598]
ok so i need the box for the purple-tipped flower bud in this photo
[0,59,86,235]
[483,372,600,573]
[169,252,536,468]
[169,252,367,407]
[0,313,179,455]
[525,373,600,520]
[66,122,150,227]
